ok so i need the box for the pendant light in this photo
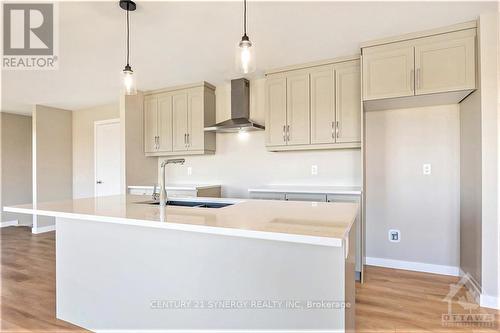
[120,0,137,95]
[235,0,255,74]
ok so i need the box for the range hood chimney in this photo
[204,78,265,133]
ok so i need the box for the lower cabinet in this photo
[128,186,221,198]
[327,194,362,279]
[249,189,363,280]
[285,193,327,202]
[249,192,286,201]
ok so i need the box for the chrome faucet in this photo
[159,158,185,206]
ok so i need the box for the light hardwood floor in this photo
[1,226,498,332]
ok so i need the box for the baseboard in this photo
[366,257,460,276]
[458,268,482,304]
[32,224,55,234]
[0,220,19,228]
[480,294,500,310]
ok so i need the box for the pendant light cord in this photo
[126,4,130,66]
[243,0,247,36]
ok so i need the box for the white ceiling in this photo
[1,1,496,114]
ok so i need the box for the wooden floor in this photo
[1,226,498,332]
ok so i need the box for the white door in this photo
[172,92,189,152]
[286,71,310,145]
[187,88,204,151]
[310,65,335,144]
[335,61,361,143]
[95,120,121,197]
[362,41,415,100]
[414,30,476,95]
[265,76,287,147]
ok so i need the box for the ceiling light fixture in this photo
[120,0,137,95]
[235,0,255,74]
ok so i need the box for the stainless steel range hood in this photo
[204,78,265,133]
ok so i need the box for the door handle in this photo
[96,180,103,184]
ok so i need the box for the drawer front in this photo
[167,190,197,198]
[327,194,360,203]
[249,192,286,200]
[285,193,327,202]
[129,188,154,195]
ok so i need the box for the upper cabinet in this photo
[143,82,216,157]
[414,31,476,95]
[362,22,477,109]
[362,42,414,100]
[265,57,361,152]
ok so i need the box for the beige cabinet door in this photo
[144,95,158,153]
[414,30,476,95]
[187,88,204,151]
[172,91,188,152]
[157,93,173,152]
[362,42,415,100]
[335,61,361,143]
[310,66,335,144]
[265,76,287,146]
[286,72,310,145]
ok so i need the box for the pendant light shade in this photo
[120,0,137,95]
[235,0,255,74]
[122,64,136,95]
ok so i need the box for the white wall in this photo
[120,92,158,193]
[73,104,119,199]
[478,12,499,308]
[365,105,460,269]
[459,89,482,286]
[33,105,73,230]
[0,113,32,226]
[158,79,361,198]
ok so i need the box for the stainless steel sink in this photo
[140,200,233,209]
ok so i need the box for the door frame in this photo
[94,118,121,197]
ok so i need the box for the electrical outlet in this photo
[187,167,192,176]
[423,164,432,175]
[388,229,401,243]
[311,165,318,175]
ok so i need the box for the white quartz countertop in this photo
[248,185,362,195]
[128,184,221,191]
[4,195,358,247]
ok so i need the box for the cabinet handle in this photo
[331,121,335,139]
[416,68,421,89]
[184,133,187,145]
[410,69,415,92]
[282,125,286,142]
[187,133,190,146]
[286,125,290,141]
[336,121,340,138]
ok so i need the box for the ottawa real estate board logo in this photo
[3,2,58,70]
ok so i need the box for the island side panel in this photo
[345,221,356,332]
[55,217,349,331]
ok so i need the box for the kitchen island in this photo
[4,195,357,332]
